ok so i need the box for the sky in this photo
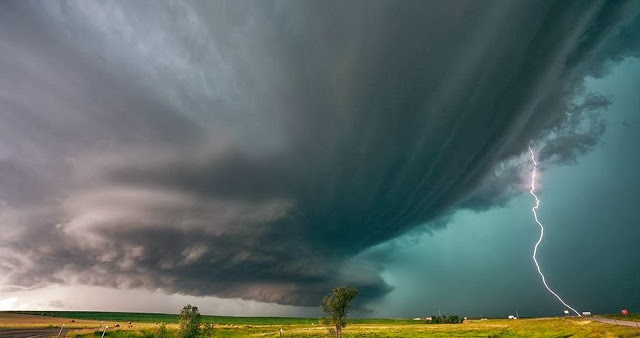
[1,1,639,318]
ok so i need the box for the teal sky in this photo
[364,57,640,317]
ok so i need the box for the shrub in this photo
[154,322,168,338]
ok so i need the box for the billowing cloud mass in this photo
[1,1,639,307]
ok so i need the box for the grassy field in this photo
[1,311,639,337]
[599,313,640,322]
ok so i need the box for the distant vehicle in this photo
[508,315,517,319]
[582,312,592,316]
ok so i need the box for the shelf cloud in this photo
[1,1,639,306]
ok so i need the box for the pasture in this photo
[1,311,639,337]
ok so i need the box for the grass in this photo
[598,313,640,322]
[2,312,639,337]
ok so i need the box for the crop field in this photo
[1,311,639,337]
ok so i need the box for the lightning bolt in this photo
[528,146,581,316]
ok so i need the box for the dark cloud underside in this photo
[1,0,639,306]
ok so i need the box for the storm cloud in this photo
[1,1,639,307]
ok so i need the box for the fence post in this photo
[101,325,109,338]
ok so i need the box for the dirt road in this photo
[593,317,640,328]
[0,328,63,338]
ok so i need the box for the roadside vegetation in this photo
[598,313,640,322]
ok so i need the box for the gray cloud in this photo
[538,94,610,164]
[459,92,612,211]
[1,1,639,307]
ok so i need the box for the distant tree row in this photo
[427,315,464,324]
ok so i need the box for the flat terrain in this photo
[592,317,640,328]
[0,328,62,338]
[1,311,639,337]
[600,313,640,322]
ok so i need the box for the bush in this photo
[201,323,216,337]
[154,322,168,338]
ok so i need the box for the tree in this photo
[178,304,201,338]
[321,286,358,338]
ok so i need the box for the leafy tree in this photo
[154,322,168,338]
[321,286,358,338]
[178,304,201,338]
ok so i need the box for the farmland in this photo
[1,311,639,337]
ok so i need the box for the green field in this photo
[13,311,310,325]
[11,311,419,325]
[3,311,639,337]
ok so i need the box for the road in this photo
[593,317,640,328]
[0,328,63,338]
